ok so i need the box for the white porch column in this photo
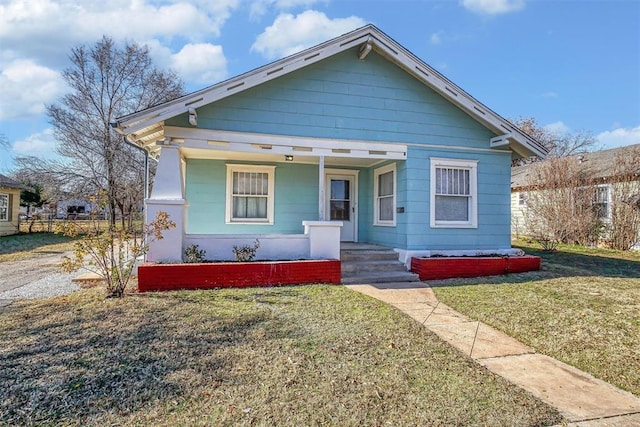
[303,220,342,259]
[318,156,325,220]
[146,145,186,263]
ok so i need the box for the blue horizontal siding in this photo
[174,47,515,251]
[186,159,319,234]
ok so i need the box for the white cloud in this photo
[0,1,239,119]
[12,128,58,158]
[541,91,558,98]
[171,43,228,85]
[597,126,640,149]
[251,10,366,59]
[460,0,525,15]
[0,0,238,69]
[250,0,324,20]
[543,121,570,135]
[0,59,66,120]
[430,32,442,45]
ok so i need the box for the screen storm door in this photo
[325,171,358,242]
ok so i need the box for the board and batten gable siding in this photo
[165,48,497,149]
[0,187,20,236]
[186,159,320,235]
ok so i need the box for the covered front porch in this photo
[145,128,407,263]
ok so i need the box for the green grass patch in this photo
[432,240,640,396]
[0,285,563,426]
[0,232,78,262]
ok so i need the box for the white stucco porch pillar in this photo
[145,145,186,263]
[303,220,342,259]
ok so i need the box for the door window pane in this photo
[331,180,349,200]
[330,200,350,220]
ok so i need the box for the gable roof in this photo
[511,144,640,190]
[113,24,547,159]
[0,173,27,190]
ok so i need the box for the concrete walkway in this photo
[346,282,640,427]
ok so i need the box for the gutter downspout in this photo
[119,135,154,222]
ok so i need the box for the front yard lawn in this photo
[0,285,562,426]
[0,232,77,263]
[432,239,640,397]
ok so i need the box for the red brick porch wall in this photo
[138,259,341,292]
[410,256,541,281]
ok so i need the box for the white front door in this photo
[325,171,358,242]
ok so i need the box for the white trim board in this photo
[114,25,547,160]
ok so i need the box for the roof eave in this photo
[114,24,548,159]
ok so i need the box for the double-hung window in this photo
[0,194,8,221]
[592,185,611,220]
[430,158,478,228]
[226,165,275,224]
[374,163,396,226]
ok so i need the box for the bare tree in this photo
[512,117,597,163]
[0,134,9,150]
[606,147,640,250]
[46,36,184,228]
[523,157,602,250]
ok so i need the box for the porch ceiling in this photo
[165,127,407,167]
[179,146,387,167]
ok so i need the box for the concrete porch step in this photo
[340,250,400,261]
[341,260,408,274]
[341,271,420,285]
[340,243,418,284]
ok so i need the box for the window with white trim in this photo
[518,192,528,207]
[430,158,478,228]
[0,193,7,221]
[374,163,396,226]
[592,185,611,220]
[226,165,275,224]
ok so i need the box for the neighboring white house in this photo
[511,144,640,242]
[56,199,100,219]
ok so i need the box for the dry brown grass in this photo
[0,232,77,263]
[0,285,563,426]
[433,239,640,396]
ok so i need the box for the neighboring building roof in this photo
[113,24,547,160]
[0,173,27,190]
[511,144,640,190]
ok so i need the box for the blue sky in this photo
[1,0,639,173]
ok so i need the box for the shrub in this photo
[232,239,260,262]
[184,244,206,263]
[57,210,175,298]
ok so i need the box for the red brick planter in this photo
[410,255,541,281]
[138,259,341,292]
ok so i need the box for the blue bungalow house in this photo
[113,25,546,264]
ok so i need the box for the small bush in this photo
[184,244,206,263]
[232,239,260,262]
